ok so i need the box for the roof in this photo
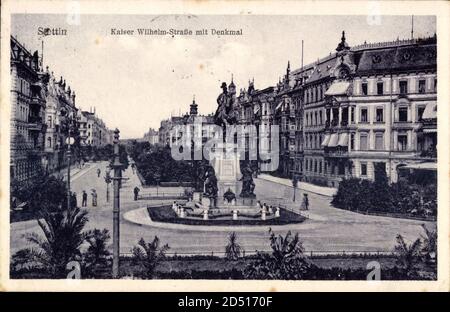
[356,43,436,74]
[288,37,436,85]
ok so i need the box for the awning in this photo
[325,81,350,96]
[399,162,437,171]
[337,133,349,146]
[423,128,437,133]
[275,101,283,111]
[321,134,331,147]
[254,106,260,114]
[327,133,339,147]
[422,103,437,119]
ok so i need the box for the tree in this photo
[82,228,111,277]
[393,234,422,278]
[131,236,170,279]
[11,206,92,278]
[225,232,242,261]
[371,163,393,212]
[420,224,437,263]
[11,175,67,213]
[244,229,310,279]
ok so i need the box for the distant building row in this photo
[10,36,114,181]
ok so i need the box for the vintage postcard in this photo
[0,0,449,292]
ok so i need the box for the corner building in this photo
[293,32,437,186]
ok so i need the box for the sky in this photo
[12,14,436,139]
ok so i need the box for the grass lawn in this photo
[147,205,306,226]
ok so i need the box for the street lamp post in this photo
[292,176,298,202]
[105,167,112,203]
[112,128,122,278]
[65,113,76,210]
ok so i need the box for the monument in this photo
[198,81,257,211]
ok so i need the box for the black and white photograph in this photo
[1,0,449,292]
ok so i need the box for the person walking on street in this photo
[301,193,309,210]
[82,190,88,207]
[97,168,101,178]
[91,189,98,207]
[134,186,140,201]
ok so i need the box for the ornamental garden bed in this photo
[146,205,306,226]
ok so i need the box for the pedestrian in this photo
[134,186,140,201]
[301,193,309,210]
[82,190,87,207]
[72,192,78,208]
[91,189,98,207]
[97,168,101,178]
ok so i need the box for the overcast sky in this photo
[12,14,435,138]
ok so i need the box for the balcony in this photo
[28,116,44,131]
[30,95,44,107]
[324,147,349,158]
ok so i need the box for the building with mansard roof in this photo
[237,32,437,186]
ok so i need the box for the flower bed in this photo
[146,205,306,226]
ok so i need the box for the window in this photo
[418,79,426,94]
[47,137,52,148]
[375,132,384,150]
[361,163,367,176]
[350,133,355,150]
[398,134,408,151]
[377,82,384,95]
[376,108,384,122]
[360,133,368,150]
[398,107,408,122]
[399,80,408,95]
[350,107,355,123]
[418,106,425,121]
[362,82,368,95]
[434,78,437,92]
[47,116,52,128]
[319,111,323,124]
[360,108,368,123]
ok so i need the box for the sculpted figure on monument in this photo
[240,162,256,198]
[203,166,218,198]
[214,82,238,131]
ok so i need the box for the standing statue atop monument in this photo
[214,82,238,130]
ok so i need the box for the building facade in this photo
[10,36,47,181]
[143,128,159,145]
[237,32,437,186]
[78,109,112,148]
[42,71,78,173]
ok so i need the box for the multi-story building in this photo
[10,36,47,181]
[78,108,112,148]
[42,71,78,173]
[237,32,437,186]
[143,128,160,145]
[158,97,215,148]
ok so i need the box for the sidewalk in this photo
[258,174,337,197]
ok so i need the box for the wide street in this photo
[10,161,435,256]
